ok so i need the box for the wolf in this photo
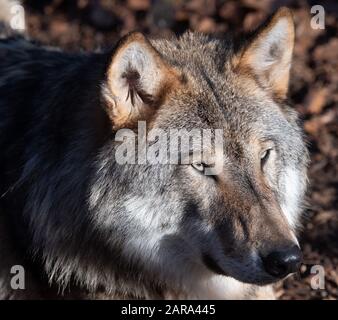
[0,0,308,300]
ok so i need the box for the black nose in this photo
[262,246,302,278]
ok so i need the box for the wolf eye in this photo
[191,162,206,173]
[260,148,272,168]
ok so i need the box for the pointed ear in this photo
[103,32,179,130]
[234,7,295,99]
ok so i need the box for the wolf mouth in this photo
[201,253,285,286]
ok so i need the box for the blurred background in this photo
[22,0,337,300]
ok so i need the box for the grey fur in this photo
[0,3,308,300]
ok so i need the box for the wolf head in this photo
[86,7,309,292]
[10,8,308,297]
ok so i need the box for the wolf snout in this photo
[261,245,302,279]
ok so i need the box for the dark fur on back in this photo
[0,35,131,298]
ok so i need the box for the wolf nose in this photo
[262,246,302,278]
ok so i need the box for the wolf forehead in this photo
[145,35,289,134]
[151,32,234,74]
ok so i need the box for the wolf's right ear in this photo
[233,7,295,99]
[103,32,179,130]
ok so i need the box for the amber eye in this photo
[260,148,272,168]
[191,162,206,173]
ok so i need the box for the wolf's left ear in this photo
[104,32,179,130]
[234,7,295,99]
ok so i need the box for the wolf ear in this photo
[234,7,295,99]
[104,32,179,129]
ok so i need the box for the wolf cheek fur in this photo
[0,6,308,299]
